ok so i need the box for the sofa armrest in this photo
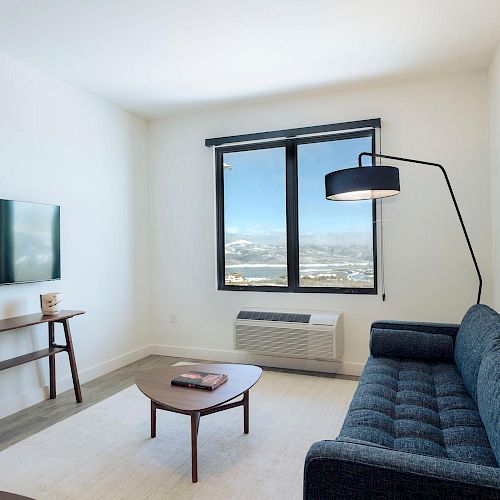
[369,321,459,360]
[371,320,460,336]
[304,440,500,500]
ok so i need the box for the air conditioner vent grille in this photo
[235,325,334,360]
[236,310,310,323]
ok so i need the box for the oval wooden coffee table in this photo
[135,363,262,483]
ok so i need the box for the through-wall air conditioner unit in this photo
[234,308,342,361]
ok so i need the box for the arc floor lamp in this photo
[325,152,482,304]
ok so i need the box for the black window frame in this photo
[215,128,377,294]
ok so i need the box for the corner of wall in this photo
[489,43,500,311]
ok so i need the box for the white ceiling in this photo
[0,0,499,118]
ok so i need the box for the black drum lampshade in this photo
[325,166,400,201]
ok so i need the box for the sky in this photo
[223,135,373,246]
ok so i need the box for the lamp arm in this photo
[358,152,482,305]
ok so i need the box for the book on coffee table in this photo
[171,370,228,390]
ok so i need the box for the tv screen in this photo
[0,199,61,285]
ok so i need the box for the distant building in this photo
[226,272,248,284]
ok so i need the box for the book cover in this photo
[171,370,228,391]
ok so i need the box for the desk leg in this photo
[191,412,200,483]
[48,322,56,399]
[62,319,82,403]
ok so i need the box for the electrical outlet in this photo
[169,312,177,324]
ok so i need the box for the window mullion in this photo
[285,141,299,291]
[215,148,226,289]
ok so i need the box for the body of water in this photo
[226,264,372,280]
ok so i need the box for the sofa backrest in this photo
[454,304,500,402]
[477,338,500,465]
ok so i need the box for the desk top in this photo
[0,310,85,333]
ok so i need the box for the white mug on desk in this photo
[40,293,62,315]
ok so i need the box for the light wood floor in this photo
[0,354,357,452]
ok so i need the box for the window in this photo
[221,145,288,287]
[215,129,377,293]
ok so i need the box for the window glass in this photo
[297,136,374,288]
[223,146,287,286]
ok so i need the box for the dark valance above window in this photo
[205,118,381,147]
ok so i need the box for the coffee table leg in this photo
[151,401,156,438]
[243,390,249,434]
[191,412,200,483]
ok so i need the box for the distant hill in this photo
[225,239,372,266]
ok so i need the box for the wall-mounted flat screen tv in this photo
[0,199,61,285]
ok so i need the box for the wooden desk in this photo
[0,310,84,403]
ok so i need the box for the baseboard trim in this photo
[150,344,364,376]
[0,344,151,419]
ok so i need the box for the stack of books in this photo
[171,370,228,391]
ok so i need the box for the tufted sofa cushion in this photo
[454,304,500,401]
[338,356,498,468]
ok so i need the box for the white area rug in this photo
[0,370,357,500]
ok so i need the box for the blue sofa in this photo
[304,304,500,499]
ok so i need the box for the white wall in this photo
[149,72,492,375]
[0,53,150,417]
[490,45,500,311]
